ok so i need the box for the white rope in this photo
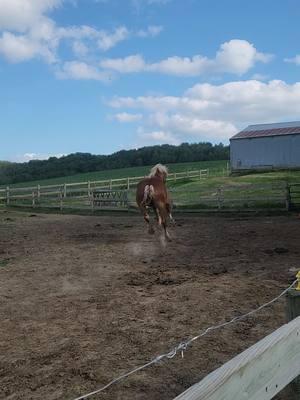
[71,279,297,400]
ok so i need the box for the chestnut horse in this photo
[136,164,174,240]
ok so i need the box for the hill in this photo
[0,142,229,185]
[4,160,227,188]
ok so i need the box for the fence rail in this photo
[174,316,300,400]
[1,168,299,212]
[0,182,295,212]
[0,168,211,204]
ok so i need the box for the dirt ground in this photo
[0,210,300,400]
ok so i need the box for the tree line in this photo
[0,142,229,184]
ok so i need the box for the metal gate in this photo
[289,183,300,210]
[92,189,128,209]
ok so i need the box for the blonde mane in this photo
[148,163,168,179]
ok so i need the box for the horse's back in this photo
[136,176,168,204]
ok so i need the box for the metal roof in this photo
[230,121,300,140]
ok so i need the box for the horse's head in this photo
[149,163,168,182]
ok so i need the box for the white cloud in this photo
[100,54,146,73]
[137,25,163,37]
[113,112,142,122]
[0,0,61,32]
[72,40,89,57]
[214,39,272,75]
[100,39,272,76]
[0,0,163,77]
[0,32,40,62]
[140,129,180,145]
[57,61,112,81]
[110,80,300,122]
[284,55,300,65]
[97,26,129,51]
[132,0,172,8]
[251,73,269,81]
[15,152,65,162]
[149,113,237,139]
[108,79,300,145]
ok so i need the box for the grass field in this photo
[167,170,300,209]
[4,160,228,188]
[2,161,300,211]
[169,169,300,189]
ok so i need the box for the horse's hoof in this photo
[148,227,155,234]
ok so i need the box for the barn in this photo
[230,121,300,171]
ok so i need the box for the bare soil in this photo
[0,210,299,400]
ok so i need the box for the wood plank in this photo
[174,316,300,400]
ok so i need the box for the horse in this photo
[136,164,174,241]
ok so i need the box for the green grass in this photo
[167,170,300,210]
[169,170,300,190]
[5,160,228,188]
[3,161,300,211]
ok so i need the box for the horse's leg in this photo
[157,203,171,241]
[140,204,155,234]
[155,207,162,226]
[166,202,175,225]
[163,221,171,241]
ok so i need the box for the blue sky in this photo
[0,0,300,162]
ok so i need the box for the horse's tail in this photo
[142,184,155,205]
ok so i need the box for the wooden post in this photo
[199,170,202,180]
[37,184,40,200]
[63,183,67,198]
[109,179,112,190]
[286,286,300,396]
[127,177,130,190]
[32,191,35,207]
[217,187,222,210]
[286,183,291,211]
[6,186,10,205]
[87,181,91,198]
[91,190,94,212]
[59,189,63,211]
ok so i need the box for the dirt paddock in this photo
[0,210,300,400]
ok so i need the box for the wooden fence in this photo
[288,183,300,210]
[0,168,210,208]
[0,168,299,212]
[0,181,296,212]
[174,316,300,400]
[170,182,289,211]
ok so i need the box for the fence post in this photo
[127,177,130,190]
[32,191,35,207]
[37,184,40,200]
[91,190,94,212]
[59,189,63,211]
[88,181,91,198]
[6,186,10,206]
[109,179,112,190]
[63,183,67,198]
[217,187,223,210]
[286,183,291,211]
[286,282,300,396]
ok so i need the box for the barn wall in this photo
[230,134,300,170]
